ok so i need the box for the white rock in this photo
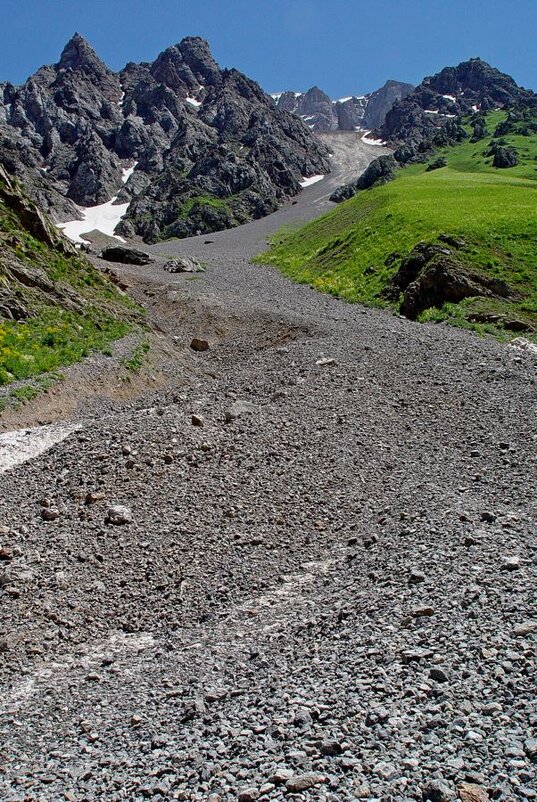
[107,505,133,525]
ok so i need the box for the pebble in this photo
[320,738,343,756]
[458,783,490,802]
[422,779,456,801]
[514,620,537,637]
[316,357,337,366]
[409,569,426,585]
[285,773,325,792]
[429,667,449,683]
[41,507,60,521]
[238,788,259,801]
[501,555,521,571]
[411,605,435,618]
[270,769,294,785]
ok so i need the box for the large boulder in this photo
[100,246,154,265]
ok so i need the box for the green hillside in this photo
[259,110,537,337]
[0,167,141,388]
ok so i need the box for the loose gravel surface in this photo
[0,135,536,801]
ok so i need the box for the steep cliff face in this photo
[272,80,414,132]
[364,80,415,128]
[0,35,330,242]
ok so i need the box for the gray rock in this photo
[320,738,343,756]
[422,779,456,802]
[237,788,259,802]
[429,667,449,683]
[269,769,294,785]
[500,555,521,571]
[513,619,537,636]
[106,505,133,525]
[163,257,205,274]
[190,338,210,352]
[100,246,154,266]
[41,507,60,521]
[285,773,325,793]
[409,569,426,585]
[224,399,257,423]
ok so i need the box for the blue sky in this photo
[1,0,535,96]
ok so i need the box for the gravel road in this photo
[0,134,535,801]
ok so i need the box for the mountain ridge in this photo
[272,79,414,132]
[0,34,330,242]
[380,57,537,157]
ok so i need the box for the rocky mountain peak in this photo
[273,81,414,133]
[305,86,332,102]
[57,33,109,77]
[179,37,221,85]
[149,37,222,95]
[0,34,329,241]
[423,57,525,102]
[380,57,536,157]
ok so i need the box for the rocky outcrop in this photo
[0,166,134,330]
[387,242,513,319]
[486,141,519,168]
[273,80,413,133]
[0,35,330,242]
[381,58,536,151]
[330,155,398,202]
[0,165,75,255]
[426,157,447,172]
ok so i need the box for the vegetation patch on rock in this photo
[0,167,141,386]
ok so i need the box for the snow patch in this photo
[472,104,480,112]
[121,161,138,184]
[118,91,125,108]
[271,92,283,101]
[442,94,457,102]
[361,131,385,146]
[186,96,202,108]
[58,196,129,245]
[0,422,83,475]
[337,95,365,103]
[424,109,440,115]
[300,174,325,188]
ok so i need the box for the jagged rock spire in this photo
[57,33,109,76]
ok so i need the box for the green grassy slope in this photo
[0,169,141,387]
[259,111,537,336]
